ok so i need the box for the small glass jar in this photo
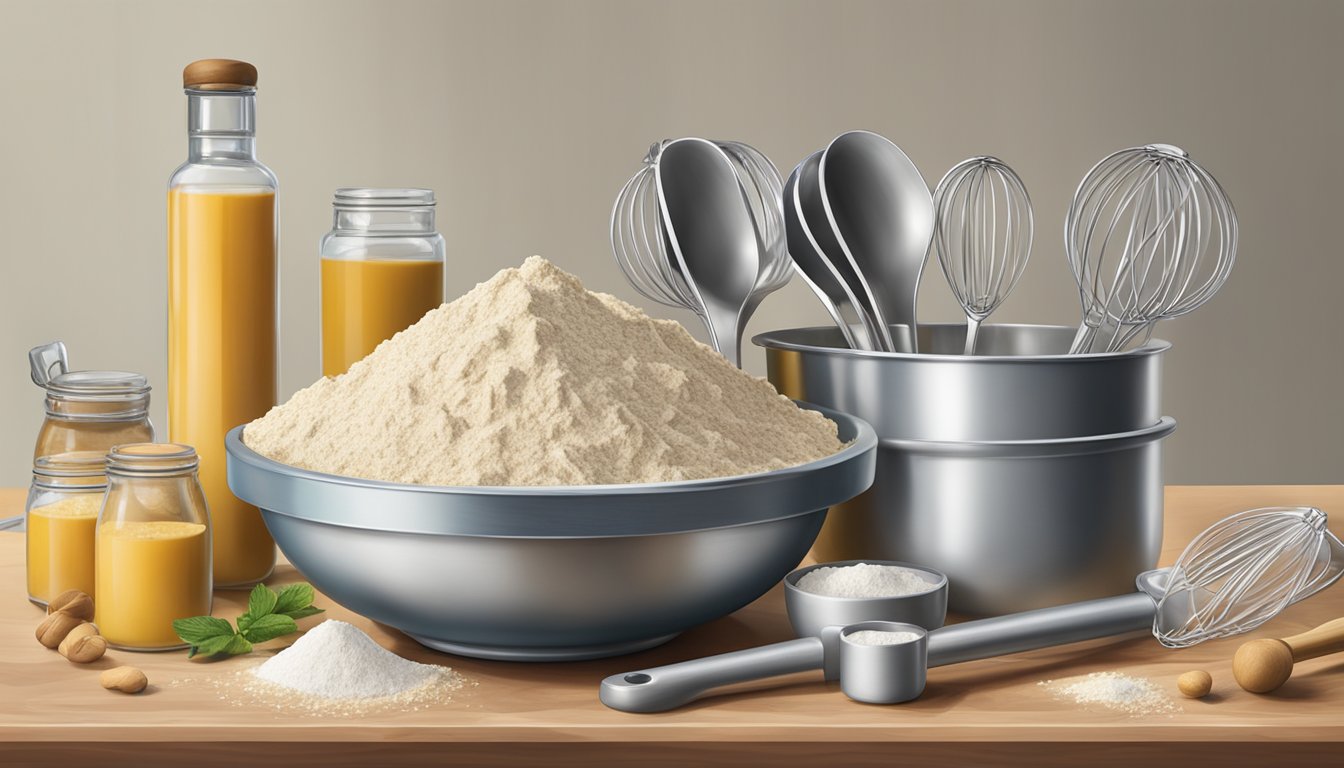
[95,443,212,651]
[25,452,107,607]
[320,188,445,377]
[29,342,154,460]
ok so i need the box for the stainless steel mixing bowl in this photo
[224,404,877,661]
[756,323,1167,441]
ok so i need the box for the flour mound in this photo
[246,256,844,486]
[252,620,449,700]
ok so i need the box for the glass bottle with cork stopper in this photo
[168,58,277,587]
[94,443,212,651]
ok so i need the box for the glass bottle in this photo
[167,58,277,587]
[320,188,445,377]
[29,342,153,460]
[25,451,107,607]
[95,443,212,651]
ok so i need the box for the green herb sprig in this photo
[173,582,324,658]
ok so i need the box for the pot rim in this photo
[753,323,1171,362]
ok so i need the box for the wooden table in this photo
[1,486,1341,767]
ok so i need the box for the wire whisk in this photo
[1066,144,1237,354]
[933,156,1034,354]
[1155,507,1344,648]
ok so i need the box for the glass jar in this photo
[320,188,445,377]
[95,443,212,651]
[29,342,153,460]
[168,58,277,588]
[25,451,107,607]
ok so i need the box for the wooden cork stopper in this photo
[183,59,258,91]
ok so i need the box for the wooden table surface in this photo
[1,486,1342,767]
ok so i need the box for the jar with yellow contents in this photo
[29,342,154,460]
[95,444,212,650]
[25,451,107,607]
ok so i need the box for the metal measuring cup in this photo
[600,560,949,712]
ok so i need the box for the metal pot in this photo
[755,324,1175,615]
[755,324,1166,442]
[827,419,1175,615]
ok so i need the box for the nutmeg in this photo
[35,611,85,649]
[61,633,107,664]
[100,666,148,694]
[46,589,94,621]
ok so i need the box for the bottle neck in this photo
[186,89,257,162]
[332,206,437,235]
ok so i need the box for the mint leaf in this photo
[174,615,236,645]
[188,633,240,659]
[224,634,253,655]
[245,583,278,622]
[240,613,298,644]
[281,605,325,621]
[274,583,315,615]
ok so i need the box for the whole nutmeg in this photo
[36,611,85,649]
[100,666,148,695]
[1177,669,1214,699]
[57,622,99,650]
[46,590,94,621]
[60,633,107,664]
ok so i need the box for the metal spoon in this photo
[784,156,877,350]
[820,131,934,353]
[794,151,891,351]
[656,138,762,367]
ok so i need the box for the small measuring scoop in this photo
[600,560,948,712]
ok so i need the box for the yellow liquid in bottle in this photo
[95,521,211,650]
[321,258,444,377]
[168,188,277,587]
[26,496,101,605]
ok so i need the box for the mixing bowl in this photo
[225,403,877,661]
[756,323,1166,441]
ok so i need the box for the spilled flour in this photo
[178,621,468,716]
[246,256,844,486]
[1040,672,1178,716]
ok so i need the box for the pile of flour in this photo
[1039,672,1178,716]
[246,256,844,486]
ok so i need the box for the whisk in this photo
[933,156,1034,355]
[610,139,791,365]
[1154,506,1344,648]
[1066,144,1237,354]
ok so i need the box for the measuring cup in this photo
[602,571,1162,712]
[601,560,949,712]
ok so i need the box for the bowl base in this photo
[406,631,681,662]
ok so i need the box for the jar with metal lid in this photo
[29,342,154,460]
[95,443,212,651]
[320,187,446,377]
[25,451,107,607]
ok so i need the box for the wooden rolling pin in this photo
[1232,617,1344,693]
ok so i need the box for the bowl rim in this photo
[225,402,879,537]
[752,323,1171,362]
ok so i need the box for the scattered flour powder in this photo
[796,563,934,598]
[245,256,844,486]
[1039,671,1178,716]
[239,620,464,714]
[846,630,921,646]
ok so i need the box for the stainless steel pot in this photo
[755,324,1166,441]
[224,403,877,661]
[755,324,1175,615]
[841,419,1175,614]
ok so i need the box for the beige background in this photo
[0,0,1339,487]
